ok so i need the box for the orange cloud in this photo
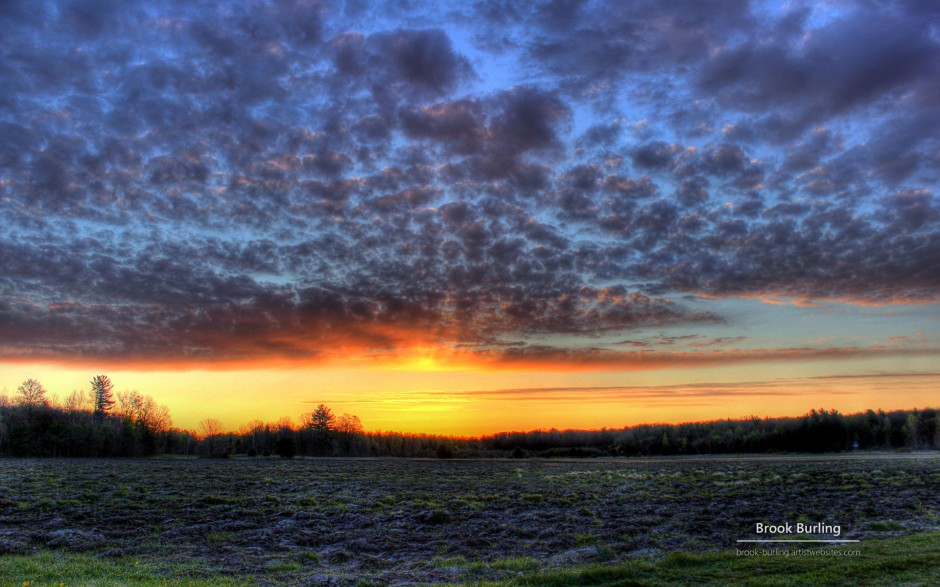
[457,344,940,372]
[695,291,939,307]
[4,326,938,376]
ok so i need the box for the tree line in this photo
[0,376,178,457]
[482,408,940,457]
[2,376,938,458]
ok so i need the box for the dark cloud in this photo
[631,141,680,171]
[329,27,473,105]
[398,87,571,180]
[675,178,708,206]
[370,29,473,96]
[520,0,753,94]
[400,99,486,155]
[0,0,938,365]
[699,4,940,134]
[491,87,571,155]
[0,227,725,361]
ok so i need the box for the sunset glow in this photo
[2,1,938,436]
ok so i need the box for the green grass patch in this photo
[431,555,471,568]
[206,531,236,543]
[575,533,598,546]
[0,552,247,586]
[264,560,302,572]
[429,555,541,580]
[35,497,57,511]
[486,557,541,572]
[374,495,399,509]
[484,532,940,587]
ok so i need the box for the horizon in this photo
[2,1,939,436]
[2,367,939,437]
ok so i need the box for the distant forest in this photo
[1,376,938,458]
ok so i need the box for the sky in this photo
[1,0,939,435]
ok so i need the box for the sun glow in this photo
[3,354,940,437]
[384,348,466,373]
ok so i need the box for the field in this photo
[1,454,939,586]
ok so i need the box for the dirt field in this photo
[0,454,938,585]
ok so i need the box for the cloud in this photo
[365,28,474,98]
[1,0,938,368]
[400,99,486,155]
[699,6,940,129]
[444,379,857,402]
[467,344,940,372]
[517,0,754,95]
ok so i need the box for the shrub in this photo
[275,437,296,459]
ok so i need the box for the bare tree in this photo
[238,420,266,436]
[146,403,172,434]
[200,418,224,438]
[336,413,363,435]
[17,378,47,421]
[336,413,364,455]
[239,419,266,455]
[118,390,172,433]
[117,390,139,421]
[46,392,62,410]
[276,416,294,433]
[65,389,89,414]
[199,418,225,457]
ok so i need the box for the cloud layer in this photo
[1,0,938,364]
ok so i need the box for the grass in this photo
[206,531,237,543]
[2,455,938,585]
[482,532,940,587]
[7,533,938,586]
[428,555,543,583]
[200,495,238,506]
[0,552,247,587]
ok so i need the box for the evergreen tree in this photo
[91,375,115,417]
[308,404,335,432]
[304,404,335,455]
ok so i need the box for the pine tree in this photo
[303,404,335,455]
[309,404,335,432]
[91,375,115,417]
